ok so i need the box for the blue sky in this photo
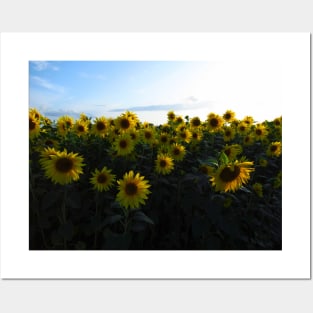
[29,61,282,125]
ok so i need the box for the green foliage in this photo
[29,111,282,250]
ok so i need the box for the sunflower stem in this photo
[94,193,99,249]
[62,188,67,249]
[29,181,48,249]
[122,208,129,234]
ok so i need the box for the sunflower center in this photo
[145,131,152,139]
[120,118,130,129]
[271,145,277,152]
[173,148,180,155]
[240,126,245,131]
[210,118,218,127]
[168,113,175,120]
[160,135,167,143]
[78,125,85,132]
[192,118,201,126]
[45,139,54,146]
[256,129,262,135]
[29,118,36,130]
[55,157,73,173]
[66,121,72,127]
[97,174,107,184]
[180,132,187,139]
[96,122,105,131]
[125,182,138,196]
[119,140,127,148]
[219,165,240,182]
[192,133,198,139]
[225,113,231,120]
[159,160,167,168]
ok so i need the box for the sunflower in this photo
[79,113,91,125]
[161,123,171,133]
[252,183,263,198]
[90,167,116,192]
[199,164,215,176]
[273,116,282,129]
[57,115,74,136]
[242,133,254,146]
[267,141,282,157]
[242,116,254,126]
[190,130,202,143]
[223,110,236,123]
[29,108,41,120]
[114,133,135,156]
[123,110,139,125]
[115,113,136,132]
[92,116,108,137]
[141,128,155,145]
[254,124,268,141]
[167,110,176,122]
[116,171,151,210]
[273,171,282,188]
[74,119,89,137]
[176,123,187,132]
[128,129,140,145]
[237,122,250,136]
[207,113,224,132]
[155,154,174,175]
[158,132,170,146]
[29,114,41,139]
[170,143,186,161]
[174,115,184,125]
[259,158,268,167]
[210,159,255,193]
[190,116,202,128]
[41,149,84,185]
[41,138,59,151]
[39,147,59,167]
[178,129,192,143]
[222,144,242,161]
[222,126,236,142]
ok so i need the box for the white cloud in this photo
[31,76,64,93]
[31,61,59,71]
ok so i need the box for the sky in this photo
[29,60,282,125]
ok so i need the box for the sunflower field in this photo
[29,108,282,250]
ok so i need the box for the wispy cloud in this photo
[79,72,107,80]
[30,61,59,71]
[31,76,65,93]
[109,99,214,112]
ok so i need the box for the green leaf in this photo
[239,186,252,193]
[131,221,147,232]
[102,214,123,227]
[219,152,229,165]
[133,211,154,225]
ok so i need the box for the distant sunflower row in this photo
[30,107,282,209]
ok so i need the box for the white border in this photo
[0,33,310,279]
